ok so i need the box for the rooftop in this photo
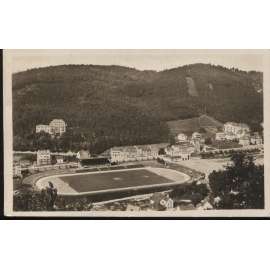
[37,150,50,154]
[49,119,66,125]
[225,122,249,128]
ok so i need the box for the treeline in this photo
[14,112,169,154]
[13,63,263,152]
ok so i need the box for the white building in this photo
[109,144,165,163]
[165,144,195,161]
[149,145,160,159]
[151,193,174,210]
[239,135,250,146]
[37,150,51,166]
[56,156,64,164]
[36,124,52,134]
[160,197,174,210]
[191,132,205,144]
[250,133,263,145]
[49,119,66,136]
[124,146,138,161]
[176,133,188,143]
[215,132,226,141]
[36,119,67,136]
[192,132,201,140]
[110,147,126,163]
[225,132,237,141]
[136,145,153,160]
[13,164,22,178]
[191,139,201,153]
[76,150,91,160]
[224,122,250,135]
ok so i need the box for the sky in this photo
[9,49,265,73]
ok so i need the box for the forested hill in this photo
[12,63,263,153]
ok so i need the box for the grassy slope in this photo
[167,114,224,135]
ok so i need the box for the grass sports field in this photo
[36,167,190,195]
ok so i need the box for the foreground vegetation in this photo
[209,153,264,209]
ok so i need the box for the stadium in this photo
[36,166,190,197]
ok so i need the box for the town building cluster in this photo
[164,143,195,161]
[14,118,263,179]
[162,121,263,161]
[36,119,67,137]
[92,192,176,211]
[162,131,207,161]
[106,129,215,164]
[36,150,66,166]
[215,122,263,146]
[108,143,168,163]
[13,159,32,178]
[13,150,75,179]
[79,121,263,165]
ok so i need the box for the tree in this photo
[199,127,206,134]
[169,134,176,145]
[13,64,263,153]
[170,182,209,206]
[204,137,212,145]
[51,155,57,165]
[158,148,166,155]
[208,153,264,209]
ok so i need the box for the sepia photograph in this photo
[2,2,270,270]
[3,49,269,217]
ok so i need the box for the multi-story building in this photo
[126,146,141,161]
[36,119,66,136]
[250,133,263,145]
[176,133,188,143]
[137,146,148,159]
[110,147,126,163]
[224,122,250,136]
[108,143,167,163]
[37,150,51,166]
[13,164,22,178]
[49,119,66,136]
[165,143,195,161]
[36,124,52,134]
[225,132,237,141]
